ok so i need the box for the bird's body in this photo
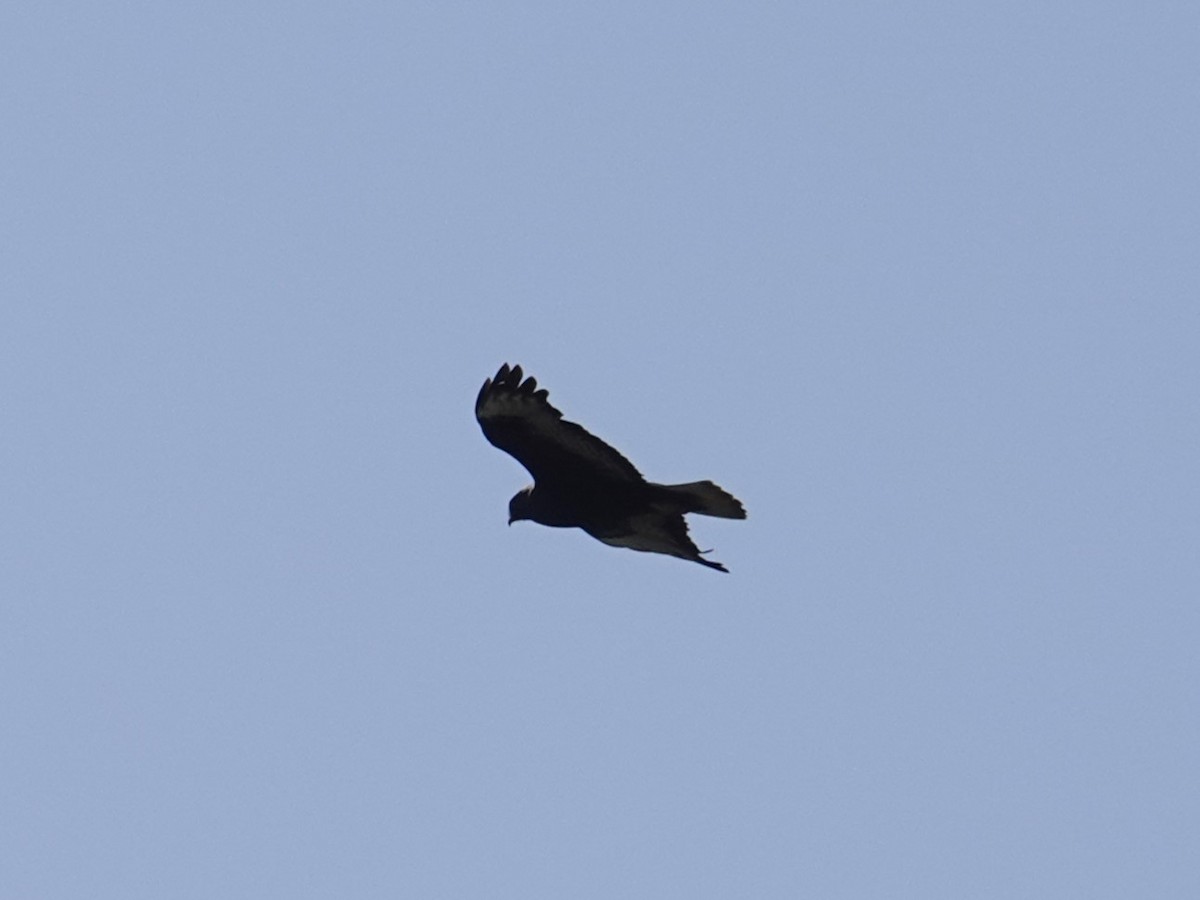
[475,363,745,572]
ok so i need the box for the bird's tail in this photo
[657,481,746,519]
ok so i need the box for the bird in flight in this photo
[475,363,746,572]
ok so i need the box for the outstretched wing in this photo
[589,511,729,572]
[475,363,644,485]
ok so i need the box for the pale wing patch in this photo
[476,386,557,428]
[594,513,699,561]
[477,370,642,482]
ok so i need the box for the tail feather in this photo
[659,480,746,519]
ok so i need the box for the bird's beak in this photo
[507,517,513,526]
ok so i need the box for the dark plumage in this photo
[475,363,746,572]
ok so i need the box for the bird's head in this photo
[508,485,535,525]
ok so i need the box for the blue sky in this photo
[3,2,1197,897]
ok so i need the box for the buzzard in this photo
[475,363,746,572]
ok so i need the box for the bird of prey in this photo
[475,363,746,572]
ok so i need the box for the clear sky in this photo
[3,2,1197,897]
